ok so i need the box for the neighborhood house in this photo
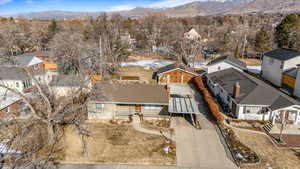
[50,75,92,97]
[0,66,32,93]
[88,83,169,119]
[206,68,300,126]
[262,49,300,87]
[155,64,199,84]
[206,55,247,74]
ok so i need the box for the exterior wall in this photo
[34,71,56,85]
[158,69,195,84]
[282,75,296,88]
[88,102,117,119]
[283,57,300,70]
[236,105,271,121]
[88,102,167,120]
[0,79,32,93]
[262,56,283,87]
[207,62,242,74]
[294,68,300,98]
[43,62,57,72]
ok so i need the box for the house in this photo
[88,83,169,119]
[32,69,57,86]
[206,56,247,74]
[262,49,300,87]
[155,64,199,84]
[16,51,57,72]
[0,91,29,120]
[0,66,32,93]
[15,54,44,70]
[184,28,201,41]
[206,68,300,125]
[49,75,92,97]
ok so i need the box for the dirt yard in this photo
[113,66,156,84]
[235,130,300,169]
[241,58,262,66]
[61,123,176,165]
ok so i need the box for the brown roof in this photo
[90,83,169,105]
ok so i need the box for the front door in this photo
[135,105,142,113]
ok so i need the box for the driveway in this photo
[169,84,238,169]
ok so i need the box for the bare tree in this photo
[0,69,90,169]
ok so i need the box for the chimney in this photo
[233,82,240,99]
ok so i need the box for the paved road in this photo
[57,164,213,169]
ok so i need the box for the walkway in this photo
[131,116,174,141]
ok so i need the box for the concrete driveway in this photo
[169,84,238,169]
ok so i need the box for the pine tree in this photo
[275,14,300,49]
[255,27,271,53]
[48,19,60,39]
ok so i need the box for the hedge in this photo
[194,77,224,123]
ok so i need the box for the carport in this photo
[169,95,200,126]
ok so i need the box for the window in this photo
[280,62,284,69]
[144,105,162,110]
[96,103,104,109]
[227,96,231,102]
[244,106,264,114]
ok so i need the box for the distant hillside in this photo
[12,0,300,19]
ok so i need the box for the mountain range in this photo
[14,0,300,19]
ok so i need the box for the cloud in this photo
[107,4,135,12]
[0,0,13,5]
[148,0,203,8]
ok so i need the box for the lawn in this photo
[235,129,300,169]
[61,122,176,165]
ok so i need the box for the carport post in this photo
[190,113,196,127]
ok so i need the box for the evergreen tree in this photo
[48,19,60,39]
[254,27,271,53]
[275,14,300,49]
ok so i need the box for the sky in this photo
[0,0,205,16]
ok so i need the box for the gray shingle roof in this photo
[0,66,28,81]
[156,64,185,75]
[90,83,169,105]
[264,49,300,61]
[50,75,87,87]
[207,68,300,110]
[207,56,247,70]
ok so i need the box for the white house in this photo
[206,56,247,74]
[50,75,92,97]
[184,28,201,41]
[206,68,300,125]
[262,49,300,87]
[0,66,32,93]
